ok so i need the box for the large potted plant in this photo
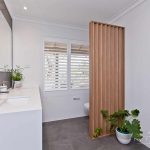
[94,109,143,144]
[11,66,23,88]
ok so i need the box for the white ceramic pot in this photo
[13,81,22,88]
[116,128,132,144]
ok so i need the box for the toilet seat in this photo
[84,102,89,115]
[84,103,89,109]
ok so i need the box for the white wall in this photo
[115,0,150,148]
[13,19,89,122]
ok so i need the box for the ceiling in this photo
[4,0,139,28]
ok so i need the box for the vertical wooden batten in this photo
[89,21,125,137]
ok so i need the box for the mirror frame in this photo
[0,0,13,69]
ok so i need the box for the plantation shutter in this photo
[71,44,89,89]
[44,42,67,91]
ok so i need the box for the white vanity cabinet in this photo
[0,87,42,150]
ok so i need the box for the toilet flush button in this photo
[73,98,80,100]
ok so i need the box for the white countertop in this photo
[0,87,42,114]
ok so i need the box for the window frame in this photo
[42,38,89,92]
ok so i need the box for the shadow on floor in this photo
[43,117,149,150]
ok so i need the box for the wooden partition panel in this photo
[89,21,125,137]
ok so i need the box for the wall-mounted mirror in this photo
[0,0,12,88]
[0,10,12,70]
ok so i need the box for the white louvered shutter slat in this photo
[71,44,89,89]
[44,42,67,91]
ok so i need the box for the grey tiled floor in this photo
[43,117,149,150]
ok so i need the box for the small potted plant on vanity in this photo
[94,109,143,144]
[11,66,23,88]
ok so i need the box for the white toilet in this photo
[84,102,89,115]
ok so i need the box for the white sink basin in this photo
[7,96,30,105]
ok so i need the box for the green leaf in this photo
[131,109,140,117]
[125,119,143,140]
[111,110,130,119]
[11,66,23,81]
[101,110,109,119]
[93,128,103,138]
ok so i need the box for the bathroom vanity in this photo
[0,87,42,150]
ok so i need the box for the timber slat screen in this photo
[89,21,125,137]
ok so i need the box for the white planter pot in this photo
[116,128,132,144]
[13,81,22,88]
